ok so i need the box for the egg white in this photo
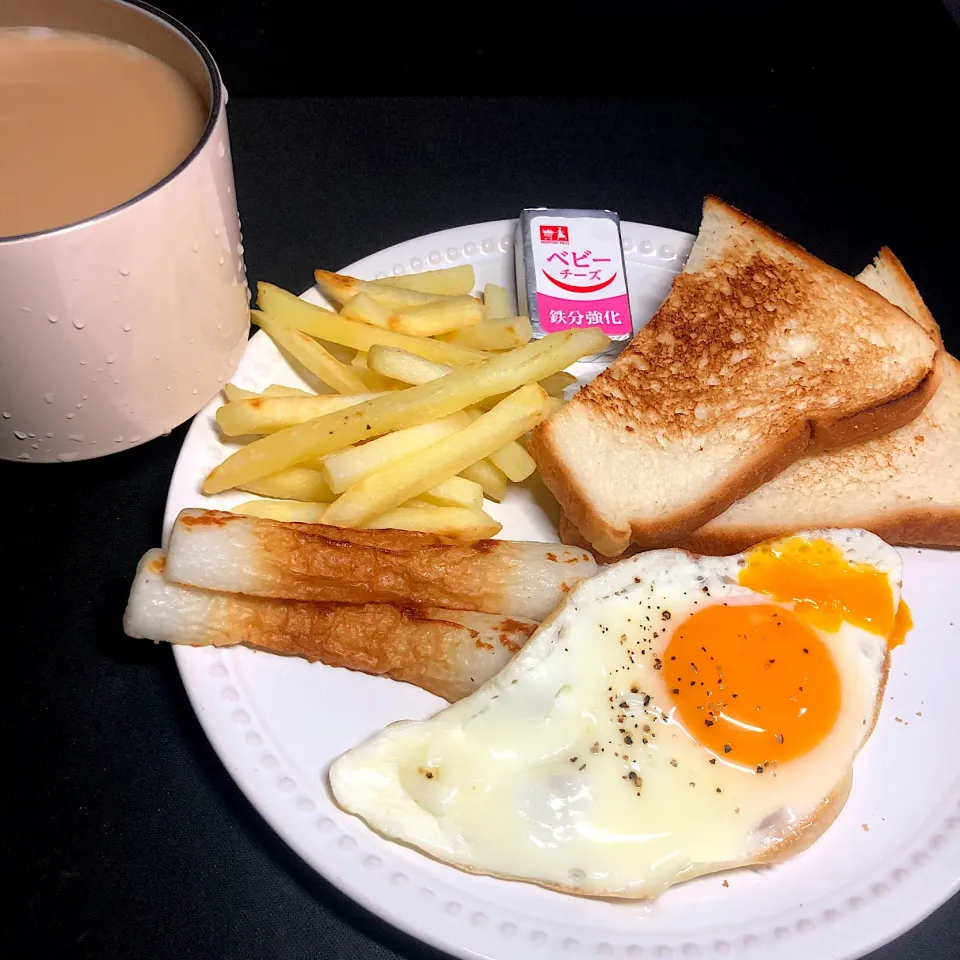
[329,529,900,898]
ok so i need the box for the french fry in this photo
[483,283,512,319]
[224,383,260,402]
[216,394,378,437]
[460,459,508,501]
[438,316,533,351]
[543,396,565,418]
[257,314,370,394]
[538,371,578,396]
[259,283,487,367]
[351,366,406,392]
[387,298,483,337]
[340,292,392,329]
[322,384,551,527]
[367,345,452,385]
[461,409,536,482]
[203,327,609,494]
[351,351,369,367]
[417,475,483,509]
[232,499,501,541]
[488,442,537,482]
[238,466,333,502]
[314,269,460,309]
[370,264,475,296]
[263,383,316,397]
[322,414,470,493]
[233,499,331,522]
[369,346,570,401]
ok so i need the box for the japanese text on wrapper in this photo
[548,309,620,327]
[546,249,612,282]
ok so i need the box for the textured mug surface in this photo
[0,0,249,463]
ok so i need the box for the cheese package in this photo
[515,208,634,357]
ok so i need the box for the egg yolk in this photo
[739,537,896,637]
[664,603,841,770]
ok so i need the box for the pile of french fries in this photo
[204,264,609,541]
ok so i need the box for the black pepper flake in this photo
[630,686,638,694]
[624,736,633,745]
[689,782,696,788]
[716,787,722,793]
[774,733,784,744]
[578,763,587,772]
[724,744,733,754]
[569,757,578,763]
[803,648,809,654]
[756,765,764,774]
[670,655,676,661]
[704,719,714,728]
[643,694,651,706]
[628,771,640,782]
[768,659,775,664]
[366,424,372,430]
[709,758,717,765]
[672,688,680,695]
[670,758,678,767]
[662,611,671,620]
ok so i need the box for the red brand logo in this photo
[539,224,569,244]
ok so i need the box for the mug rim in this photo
[0,0,224,246]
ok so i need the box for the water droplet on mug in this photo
[217,140,225,158]
[236,242,244,256]
[56,452,79,462]
[17,453,30,460]
[191,388,199,395]
[69,434,83,442]
[1,412,9,419]
[14,431,27,440]
[73,319,86,330]
[45,432,54,438]
[213,227,220,237]
[30,442,39,449]
[27,432,36,438]
[128,435,141,443]
[119,267,131,277]
[44,393,55,404]
[105,353,118,364]
[79,360,86,365]
[122,324,131,332]
[165,384,172,391]
[20,305,32,313]
[66,412,75,420]
[82,395,88,401]
[191,242,199,253]
[113,436,123,443]
[227,184,232,195]
[218,255,224,265]
[47,314,59,323]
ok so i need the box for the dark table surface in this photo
[6,2,960,958]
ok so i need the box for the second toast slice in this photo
[530,197,939,556]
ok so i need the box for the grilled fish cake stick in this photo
[164,509,596,621]
[124,551,538,702]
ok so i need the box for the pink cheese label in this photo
[537,292,632,334]
[528,214,631,337]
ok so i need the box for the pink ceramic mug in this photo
[0,0,249,463]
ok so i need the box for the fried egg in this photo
[329,529,910,898]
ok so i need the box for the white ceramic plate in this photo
[165,220,960,960]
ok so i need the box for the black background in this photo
[5,2,960,959]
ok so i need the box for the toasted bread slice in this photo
[678,250,960,553]
[530,198,939,556]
